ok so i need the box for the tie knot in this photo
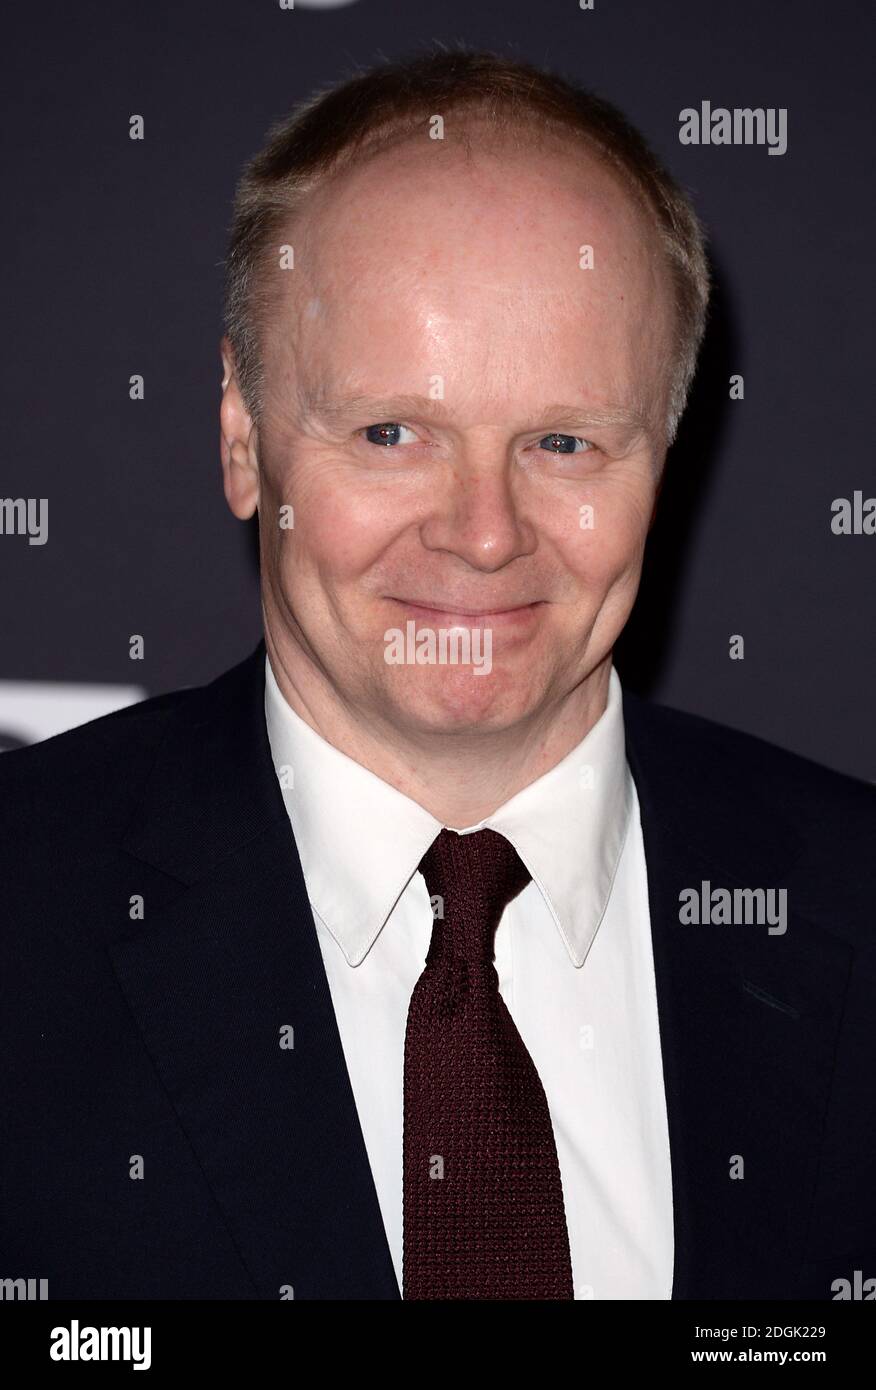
[418,827,531,967]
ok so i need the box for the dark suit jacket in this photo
[2,640,875,1300]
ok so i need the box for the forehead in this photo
[263,128,673,420]
[300,127,664,296]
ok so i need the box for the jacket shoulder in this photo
[623,690,875,813]
[0,682,199,854]
[622,689,876,939]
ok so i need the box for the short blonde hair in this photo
[223,46,711,445]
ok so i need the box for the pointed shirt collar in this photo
[264,655,632,968]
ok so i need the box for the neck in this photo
[264,625,612,827]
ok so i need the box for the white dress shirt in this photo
[264,654,674,1299]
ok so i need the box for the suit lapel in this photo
[109,642,400,1300]
[623,692,852,1298]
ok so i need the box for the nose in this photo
[418,453,537,572]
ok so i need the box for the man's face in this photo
[227,132,675,738]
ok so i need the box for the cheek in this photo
[548,487,652,595]
[279,473,407,597]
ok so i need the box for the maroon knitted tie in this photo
[403,827,574,1300]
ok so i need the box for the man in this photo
[2,49,874,1302]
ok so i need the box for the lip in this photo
[389,598,546,628]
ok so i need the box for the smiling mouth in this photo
[389,598,546,624]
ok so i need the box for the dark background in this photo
[1,0,873,778]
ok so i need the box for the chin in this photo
[383,665,542,734]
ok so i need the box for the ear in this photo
[219,336,260,520]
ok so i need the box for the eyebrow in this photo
[301,391,653,436]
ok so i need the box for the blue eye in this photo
[538,433,590,454]
[363,422,417,446]
[360,424,592,453]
